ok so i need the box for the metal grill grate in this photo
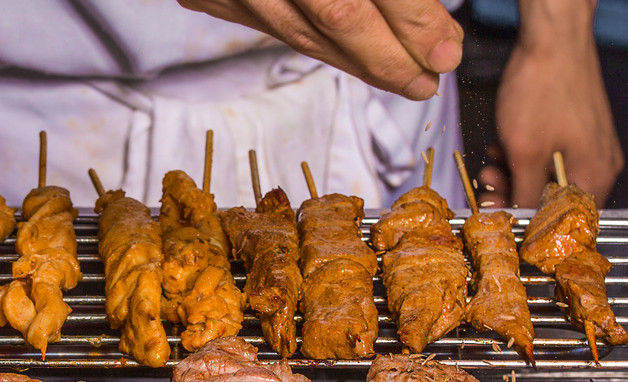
[0,209,626,379]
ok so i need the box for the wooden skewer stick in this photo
[422,147,435,188]
[453,150,479,215]
[301,161,318,199]
[88,168,106,198]
[38,131,47,188]
[249,150,262,206]
[203,130,214,194]
[553,151,568,187]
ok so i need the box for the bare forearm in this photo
[517,0,597,53]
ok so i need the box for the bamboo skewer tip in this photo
[203,129,214,194]
[422,147,435,188]
[301,161,318,199]
[553,151,568,187]
[453,150,479,214]
[38,130,47,188]
[88,168,106,197]
[249,150,262,206]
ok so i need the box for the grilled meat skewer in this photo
[221,188,302,358]
[0,186,81,357]
[159,170,245,352]
[521,182,628,361]
[297,193,378,359]
[94,189,170,367]
[462,211,535,365]
[370,186,467,353]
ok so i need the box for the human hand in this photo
[487,0,623,208]
[177,0,463,100]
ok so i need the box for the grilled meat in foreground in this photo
[173,336,310,382]
[462,211,535,365]
[0,186,81,357]
[95,190,170,367]
[0,195,16,242]
[296,194,378,359]
[522,182,628,360]
[0,373,42,382]
[159,170,245,352]
[367,354,479,382]
[221,188,302,357]
[370,186,467,354]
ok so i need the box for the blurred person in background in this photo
[458,0,626,209]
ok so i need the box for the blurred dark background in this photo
[452,1,628,208]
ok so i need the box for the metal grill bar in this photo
[0,358,625,370]
[0,211,626,374]
[0,335,612,348]
[57,295,628,306]
[4,274,628,285]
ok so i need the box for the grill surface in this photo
[0,208,627,381]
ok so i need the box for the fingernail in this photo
[402,73,439,101]
[427,38,462,73]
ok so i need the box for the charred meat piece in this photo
[296,193,378,359]
[371,186,466,354]
[0,195,16,242]
[0,186,81,357]
[159,170,245,352]
[173,336,310,382]
[555,250,628,347]
[520,183,598,275]
[367,354,479,382]
[462,211,535,365]
[95,190,170,367]
[221,188,302,358]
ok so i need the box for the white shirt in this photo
[0,0,465,209]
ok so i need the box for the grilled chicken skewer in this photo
[454,151,535,366]
[160,131,245,352]
[0,195,16,243]
[160,170,245,352]
[295,162,378,359]
[220,150,302,357]
[370,148,467,353]
[520,153,628,363]
[89,169,170,367]
[0,132,81,358]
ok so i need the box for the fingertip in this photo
[426,37,462,73]
[401,72,439,100]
